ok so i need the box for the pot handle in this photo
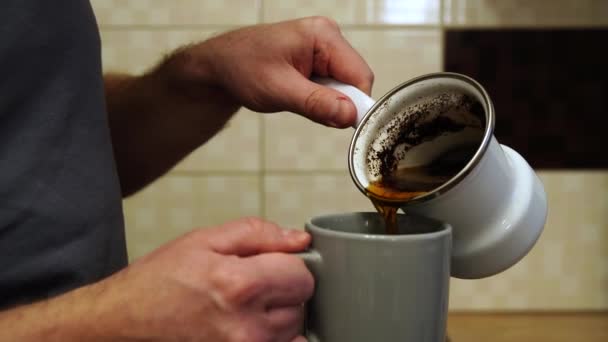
[314,77,376,128]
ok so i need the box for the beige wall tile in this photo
[92,0,259,26]
[343,29,442,97]
[263,0,440,25]
[174,109,261,172]
[264,172,373,228]
[444,0,608,27]
[101,29,226,74]
[123,174,261,260]
[264,114,354,171]
[450,171,608,310]
[264,29,441,171]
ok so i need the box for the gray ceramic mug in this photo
[299,212,452,342]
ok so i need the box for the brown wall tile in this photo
[444,29,608,169]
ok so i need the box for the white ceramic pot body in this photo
[317,73,547,279]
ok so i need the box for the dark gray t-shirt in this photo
[0,0,128,309]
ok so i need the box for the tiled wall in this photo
[93,0,608,311]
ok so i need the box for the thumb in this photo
[204,217,310,256]
[274,71,357,128]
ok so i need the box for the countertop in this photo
[447,312,608,342]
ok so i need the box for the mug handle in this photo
[295,250,322,341]
[295,249,322,270]
[313,77,376,128]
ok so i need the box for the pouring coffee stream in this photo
[365,91,484,235]
[368,141,481,235]
[316,73,547,279]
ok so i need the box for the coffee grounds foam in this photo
[366,92,485,180]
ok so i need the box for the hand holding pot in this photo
[173,16,374,128]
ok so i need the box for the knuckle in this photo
[304,87,325,116]
[261,252,301,271]
[367,70,376,86]
[242,216,266,230]
[240,217,279,237]
[190,227,210,241]
[227,277,262,306]
[211,263,261,306]
[229,325,266,342]
[227,327,246,342]
[297,16,340,36]
[272,254,315,297]
[310,16,339,30]
[228,327,248,342]
[285,253,308,271]
[295,259,315,297]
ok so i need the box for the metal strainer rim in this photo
[348,72,496,205]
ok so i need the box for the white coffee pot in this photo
[317,73,547,279]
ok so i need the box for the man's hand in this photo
[98,218,313,341]
[106,16,373,195]
[0,218,313,342]
[176,16,374,128]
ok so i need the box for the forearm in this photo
[105,49,240,197]
[0,283,111,341]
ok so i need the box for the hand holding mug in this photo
[88,218,313,342]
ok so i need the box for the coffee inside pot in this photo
[363,91,485,234]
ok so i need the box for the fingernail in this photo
[327,98,342,128]
[329,97,353,128]
[283,229,309,242]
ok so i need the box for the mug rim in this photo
[305,212,452,242]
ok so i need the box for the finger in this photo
[291,336,308,342]
[265,306,305,340]
[205,217,311,256]
[324,37,374,95]
[268,70,357,128]
[244,252,314,308]
[309,18,374,95]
